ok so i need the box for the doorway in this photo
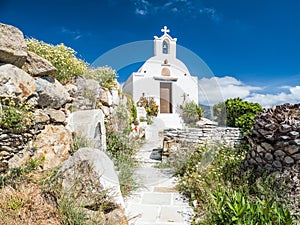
[160,83,172,113]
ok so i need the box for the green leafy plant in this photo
[213,98,263,134]
[0,98,34,132]
[176,143,297,224]
[26,38,88,83]
[83,66,118,90]
[180,101,204,125]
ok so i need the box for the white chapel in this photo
[122,26,198,115]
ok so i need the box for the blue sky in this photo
[1,0,300,107]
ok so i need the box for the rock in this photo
[22,51,58,77]
[286,145,299,155]
[261,142,274,152]
[100,87,113,107]
[44,108,66,123]
[58,148,125,209]
[256,145,264,153]
[111,88,119,105]
[74,76,100,99]
[34,125,71,169]
[7,147,31,169]
[0,23,27,67]
[0,64,36,100]
[34,109,50,123]
[274,150,286,158]
[273,160,282,168]
[289,131,299,139]
[64,83,78,97]
[279,124,292,133]
[100,105,111,116]
[35,76,71,109]
[265,153,273,161]
[66,110,106,151]
[284,156,295,164]
[196,117,218,127]
[292,153,300,161]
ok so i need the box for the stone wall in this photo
[245,104,300,171]
[162,125,243,156]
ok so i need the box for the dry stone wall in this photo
[246,103,300,171]
[162,125,243,156]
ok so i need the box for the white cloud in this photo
[132,0,221,22]
[199,76,300,108]
[245,86,300,108]
[199,76,261,105]
[61,27,83,40]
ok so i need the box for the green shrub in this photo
[181,101,204,125]
[0,98,34,132]
[213,98,263,134]
[176,143,297,224]
[83,66,118,90]
[26,38,88,83]
[209,189,293,225]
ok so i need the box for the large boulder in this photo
[0,64,36,100]
[22,51,58,77]
[58,148,127,224]
[0,23,27,67]
[35,76,71,109]
[100,87,113,107]
[33,125,72,169]
[66,109,106,151]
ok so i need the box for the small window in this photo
[144,70,146,73]
[161,68,171,76]
[164,59,168,64]
[162,40,169,54]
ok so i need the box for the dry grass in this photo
[0,183,61,225]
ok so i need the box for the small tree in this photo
[181,101,204,124]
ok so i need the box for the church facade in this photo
[122,26,198,114]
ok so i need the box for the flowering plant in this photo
[137,96,159,117]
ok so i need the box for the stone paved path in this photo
[125,117,193,225]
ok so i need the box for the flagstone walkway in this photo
[125,117,193,225]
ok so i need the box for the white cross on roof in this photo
[161,26,170,35]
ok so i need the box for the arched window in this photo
[161,68,171,76]
[162,40,169,54]
[164,59,168,64]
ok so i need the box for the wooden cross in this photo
[161,26,170,35]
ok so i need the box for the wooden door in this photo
[160,83,172,113]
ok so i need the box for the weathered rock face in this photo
[58,148,127,224]
[0,64,36,100]
[0,23,27,67]
[66,109,106,151]
[34,125,72,169]
[35,76,71,109]
[44,108,66,124]
[68,76,100,110]
[246,103,300,171]
[22,51,58,77]
[100,87,113,107]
